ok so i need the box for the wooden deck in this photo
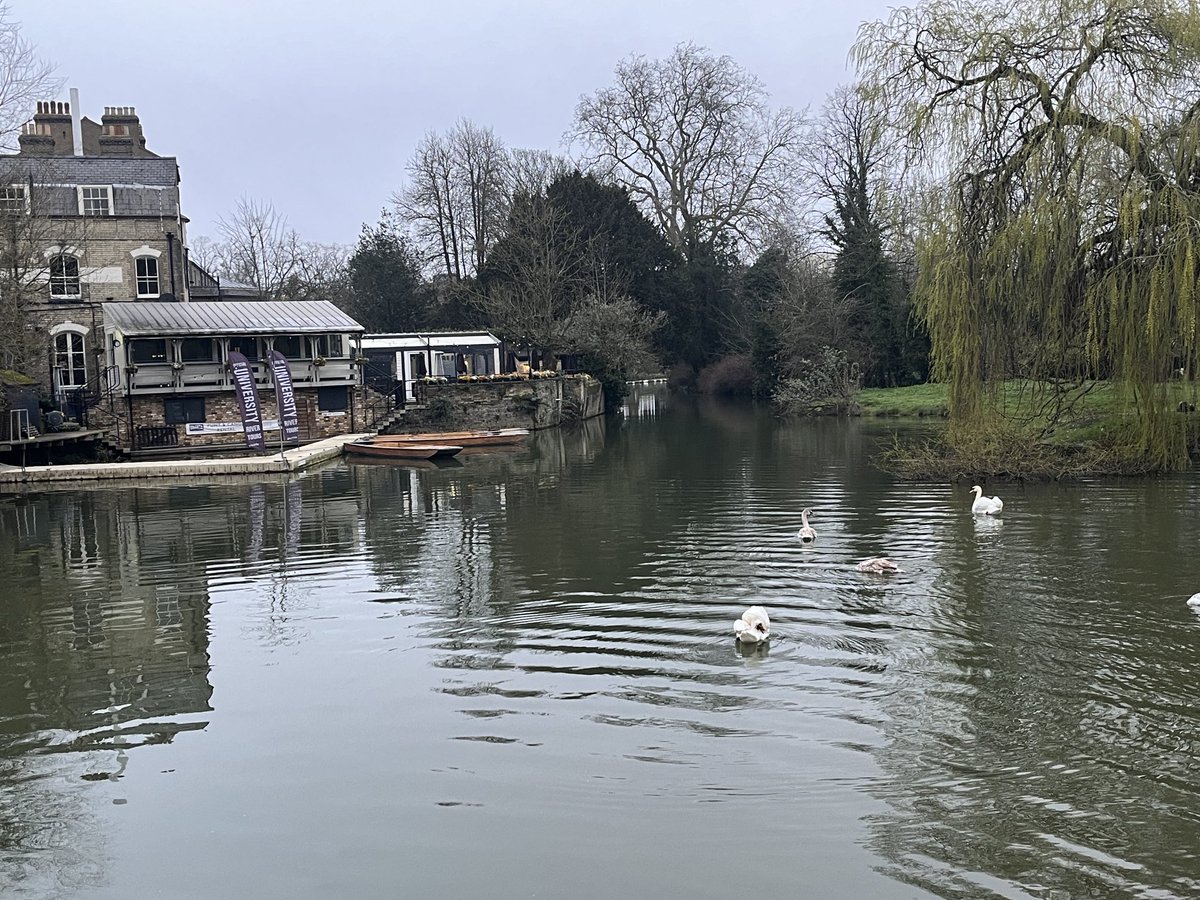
[0,428,107,453]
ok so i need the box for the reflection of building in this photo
[0,488,216,742]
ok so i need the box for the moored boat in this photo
[368,428,530,447]
[344,441,463,460]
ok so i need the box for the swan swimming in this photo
[856,557,902,574]
[1187,593,1200,608]
[797,508,817,543]
[734,605,771,643]
[970,485,1004,516]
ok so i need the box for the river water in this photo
[2,385,1199,899]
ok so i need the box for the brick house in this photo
[2,96,191,419]
[102,300,365,453]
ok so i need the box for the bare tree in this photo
[803,85,899,247]
[506,148,573,199]
[212,197,299,299]
[285,241,351,303]
[395,119,509,279]
[0,3,59,149]
[0,160,90,375]
[397,130,462,278]
[0,4,59,373]
[571,43,806,259]
[473,194,586,362]
[452,120,507,274]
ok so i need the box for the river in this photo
[2,384,1198,899]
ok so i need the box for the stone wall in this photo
[392,375,604,433]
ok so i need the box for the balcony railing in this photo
[125,358,359,393]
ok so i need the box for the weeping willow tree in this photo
[855,0,1200,470]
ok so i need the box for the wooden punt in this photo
[345,441,464,460]
[368,428,530,448]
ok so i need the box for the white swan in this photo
[970,485,1003,515]
[856,557,901,574]
[797,508,817,543]
[1187,593,1200,608]
[734,605,771,643]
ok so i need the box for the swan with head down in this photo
[970,485,1003,515]
[797,508,817,543]
[734,606,771,644]
[856,557,901,574]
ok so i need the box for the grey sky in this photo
[16,0,894,247]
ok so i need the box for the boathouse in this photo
[359,331,503,404]
[99,300,365,453]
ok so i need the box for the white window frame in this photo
[0,184,29,214]
[78,185,114,216]
[52,327,87,387]
[134,255,161,298]
[48,252,82,299]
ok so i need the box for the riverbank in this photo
[0,433,369,486]
[856,382,1200,478]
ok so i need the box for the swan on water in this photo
[970,485,1004,516]
[1187,593,1200,608]
[797,508,817,543]
[734,606,771,643]
[856,557,902,574]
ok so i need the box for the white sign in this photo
[185,419,281,435]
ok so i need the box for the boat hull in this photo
[368,429,530,448]
[345,442,463,460]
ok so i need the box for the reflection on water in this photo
[2,393,1200,899]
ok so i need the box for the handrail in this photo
[65,364,122,429]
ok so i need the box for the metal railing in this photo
[135,425,179,449]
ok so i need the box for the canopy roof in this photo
[103,300,364,336]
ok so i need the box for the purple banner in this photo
[227,350,265,450]
[268,350,300,443]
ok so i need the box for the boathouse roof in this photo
[360,331,500,350]
[103,300,365,336]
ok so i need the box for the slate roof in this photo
[103,300,364,336]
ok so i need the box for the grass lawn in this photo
[857,383,949,417]
[858,380,1200,421]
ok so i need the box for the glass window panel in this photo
[274,336,303,358]
[227,337,260,361]
[49,254,80,298]
[180,338,214,362]
[135,256,160,296]
[129,339,168,364]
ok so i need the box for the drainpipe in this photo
[165,232,178,298]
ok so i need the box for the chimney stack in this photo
[99,106,145,157]
[17,100,74,155]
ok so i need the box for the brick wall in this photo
[125,385,362,450]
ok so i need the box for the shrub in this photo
[667,362,696,391]
[696,354,755,396]
[774,347,861,415]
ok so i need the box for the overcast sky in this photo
[16,0,895,247]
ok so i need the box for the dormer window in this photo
[0,185,27,214]
[78,185,113,216]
